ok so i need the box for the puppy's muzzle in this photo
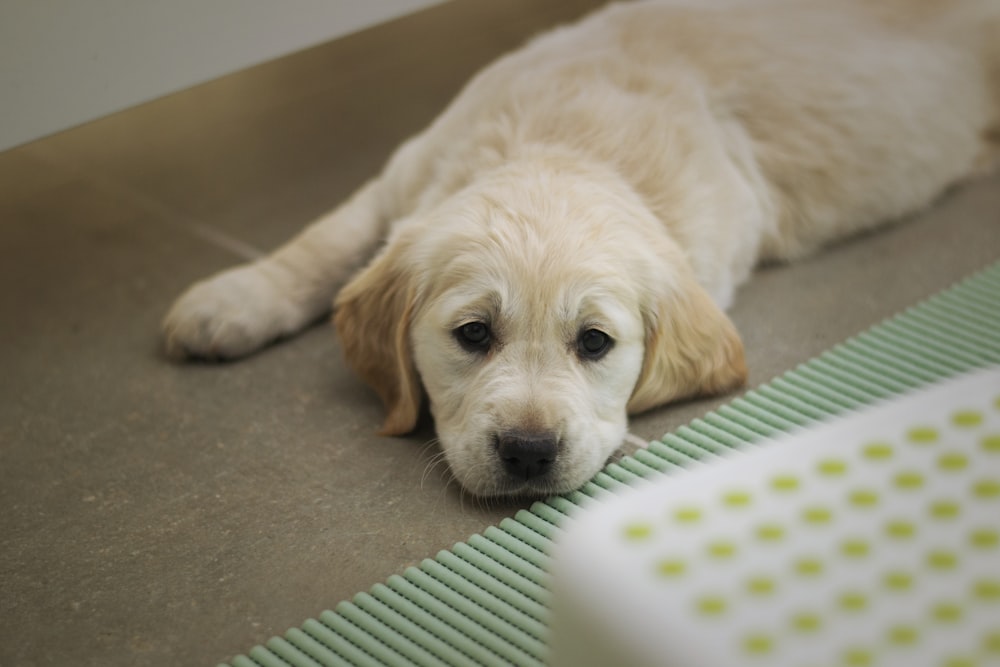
[495,430,559,481]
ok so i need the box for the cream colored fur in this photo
[163,0,1000,496]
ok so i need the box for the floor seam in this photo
[24,144,264,261]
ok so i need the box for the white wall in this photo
[0,0,442,152]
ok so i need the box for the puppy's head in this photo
[335,162,745,496]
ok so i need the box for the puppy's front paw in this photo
[162,264,304,360]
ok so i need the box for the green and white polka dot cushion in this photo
[550,368,1000,667]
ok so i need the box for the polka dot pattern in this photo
[602,370,1000,666]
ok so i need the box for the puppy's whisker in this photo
[422,455,449,489]
[419,439,450,490]
[420,441,467,506]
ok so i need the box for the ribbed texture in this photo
[220,261,1000,667]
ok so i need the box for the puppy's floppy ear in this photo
[334,226,423,435]
[627,269,747,414]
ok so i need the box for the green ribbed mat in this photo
[221,261,1000,667]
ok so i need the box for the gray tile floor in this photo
[2,2,998,665]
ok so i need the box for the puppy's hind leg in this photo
[163,179,388,360]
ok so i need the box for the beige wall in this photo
[0,0,442,151]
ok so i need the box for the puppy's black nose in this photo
[496,431,558,480]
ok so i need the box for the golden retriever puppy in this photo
[163,0,1000,496]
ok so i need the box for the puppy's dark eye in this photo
[578,328,612,360]
[455,321,491,353]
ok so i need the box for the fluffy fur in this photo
[163,0,1000,496]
